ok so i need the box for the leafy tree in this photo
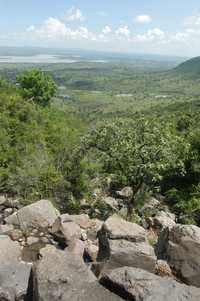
[17,69,57,106]
[81,118,189,217]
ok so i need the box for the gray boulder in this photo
[100,215,146,242]
[100,267,200,301]
[0,263,32,301]
[157,224,200,287]
[51,216,81,245]
[97,216,156,274]
[153,211,176,230]
[98,239,156,273]
[5,199,59,230]
[0,235,21,264]
[32,245,121,301]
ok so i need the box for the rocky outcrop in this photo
[32,245,122,301]
[157,224,200,287]
[5,199,59,230]
[100,267,200,301]
[97,215,156,273]
[0,236,31,300]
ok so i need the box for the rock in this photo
[0,235,21,264]
[4,208,13,217]
[0,194,7,206]
[99,215,146,242]
[0,262,32,301]
[27,236,40,246]
[153,211,176,230]
[85,241,99,262]
[157,224,200,287]
[5,199,59,230]
[87,219,103,241]
[101,196,119,211]
[81,229,87,241]
[97,216,156,274]
[116,186,133,198]
[51,218,81,245]
[53,213,95,230]
[140,197,160,213]
[9,229,23,241]
[98,239,156,273]
[32,245,121,300]
[100,267,200,301]
[0,224,14,235]
[67,239,85,257]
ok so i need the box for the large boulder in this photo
[5,199,59,230]
[100,267,200,301]
[0,235,21,264]
[32,245,121,301]
[157,224,200,287]
[0,263,31,301]
[100,215,146,242]
[97,215,156,273]
[153,211,176,230]
[0,235,31,300]
[98,239,156,273]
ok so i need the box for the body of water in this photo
[0,54,107,64]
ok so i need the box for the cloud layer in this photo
[3,7,200,56]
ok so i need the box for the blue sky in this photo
[1,0,200,56]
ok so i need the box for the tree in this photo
[81,118,189,217]
[17,69,57,106]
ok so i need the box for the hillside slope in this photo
[174,56,200,77]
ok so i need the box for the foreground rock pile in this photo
[0,194,200,300]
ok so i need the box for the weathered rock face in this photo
[157,224,200,287]
[0,235,31,300]
[97,215,156,274]
[0,235,21,264]
[51,216,81,245]
[32,245,121,301]
[100,267,200,301]
[0,263,32,301]
[100,215,146,242]
[153,211,176,230]
[5,200,59,230]
[99,239,156,273]
[56,214,95,229]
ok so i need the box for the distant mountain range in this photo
[0,46,187,63]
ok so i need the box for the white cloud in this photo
[27,17,95,41]
[134,15,152,24]
[115,26,130,38]
[136,28,165,42]
[63,7,85,22]
[18,12,200,56]
[102,25,112,34]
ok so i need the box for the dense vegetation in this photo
[0,56,200,223]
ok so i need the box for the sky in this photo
[1,0,200,56]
